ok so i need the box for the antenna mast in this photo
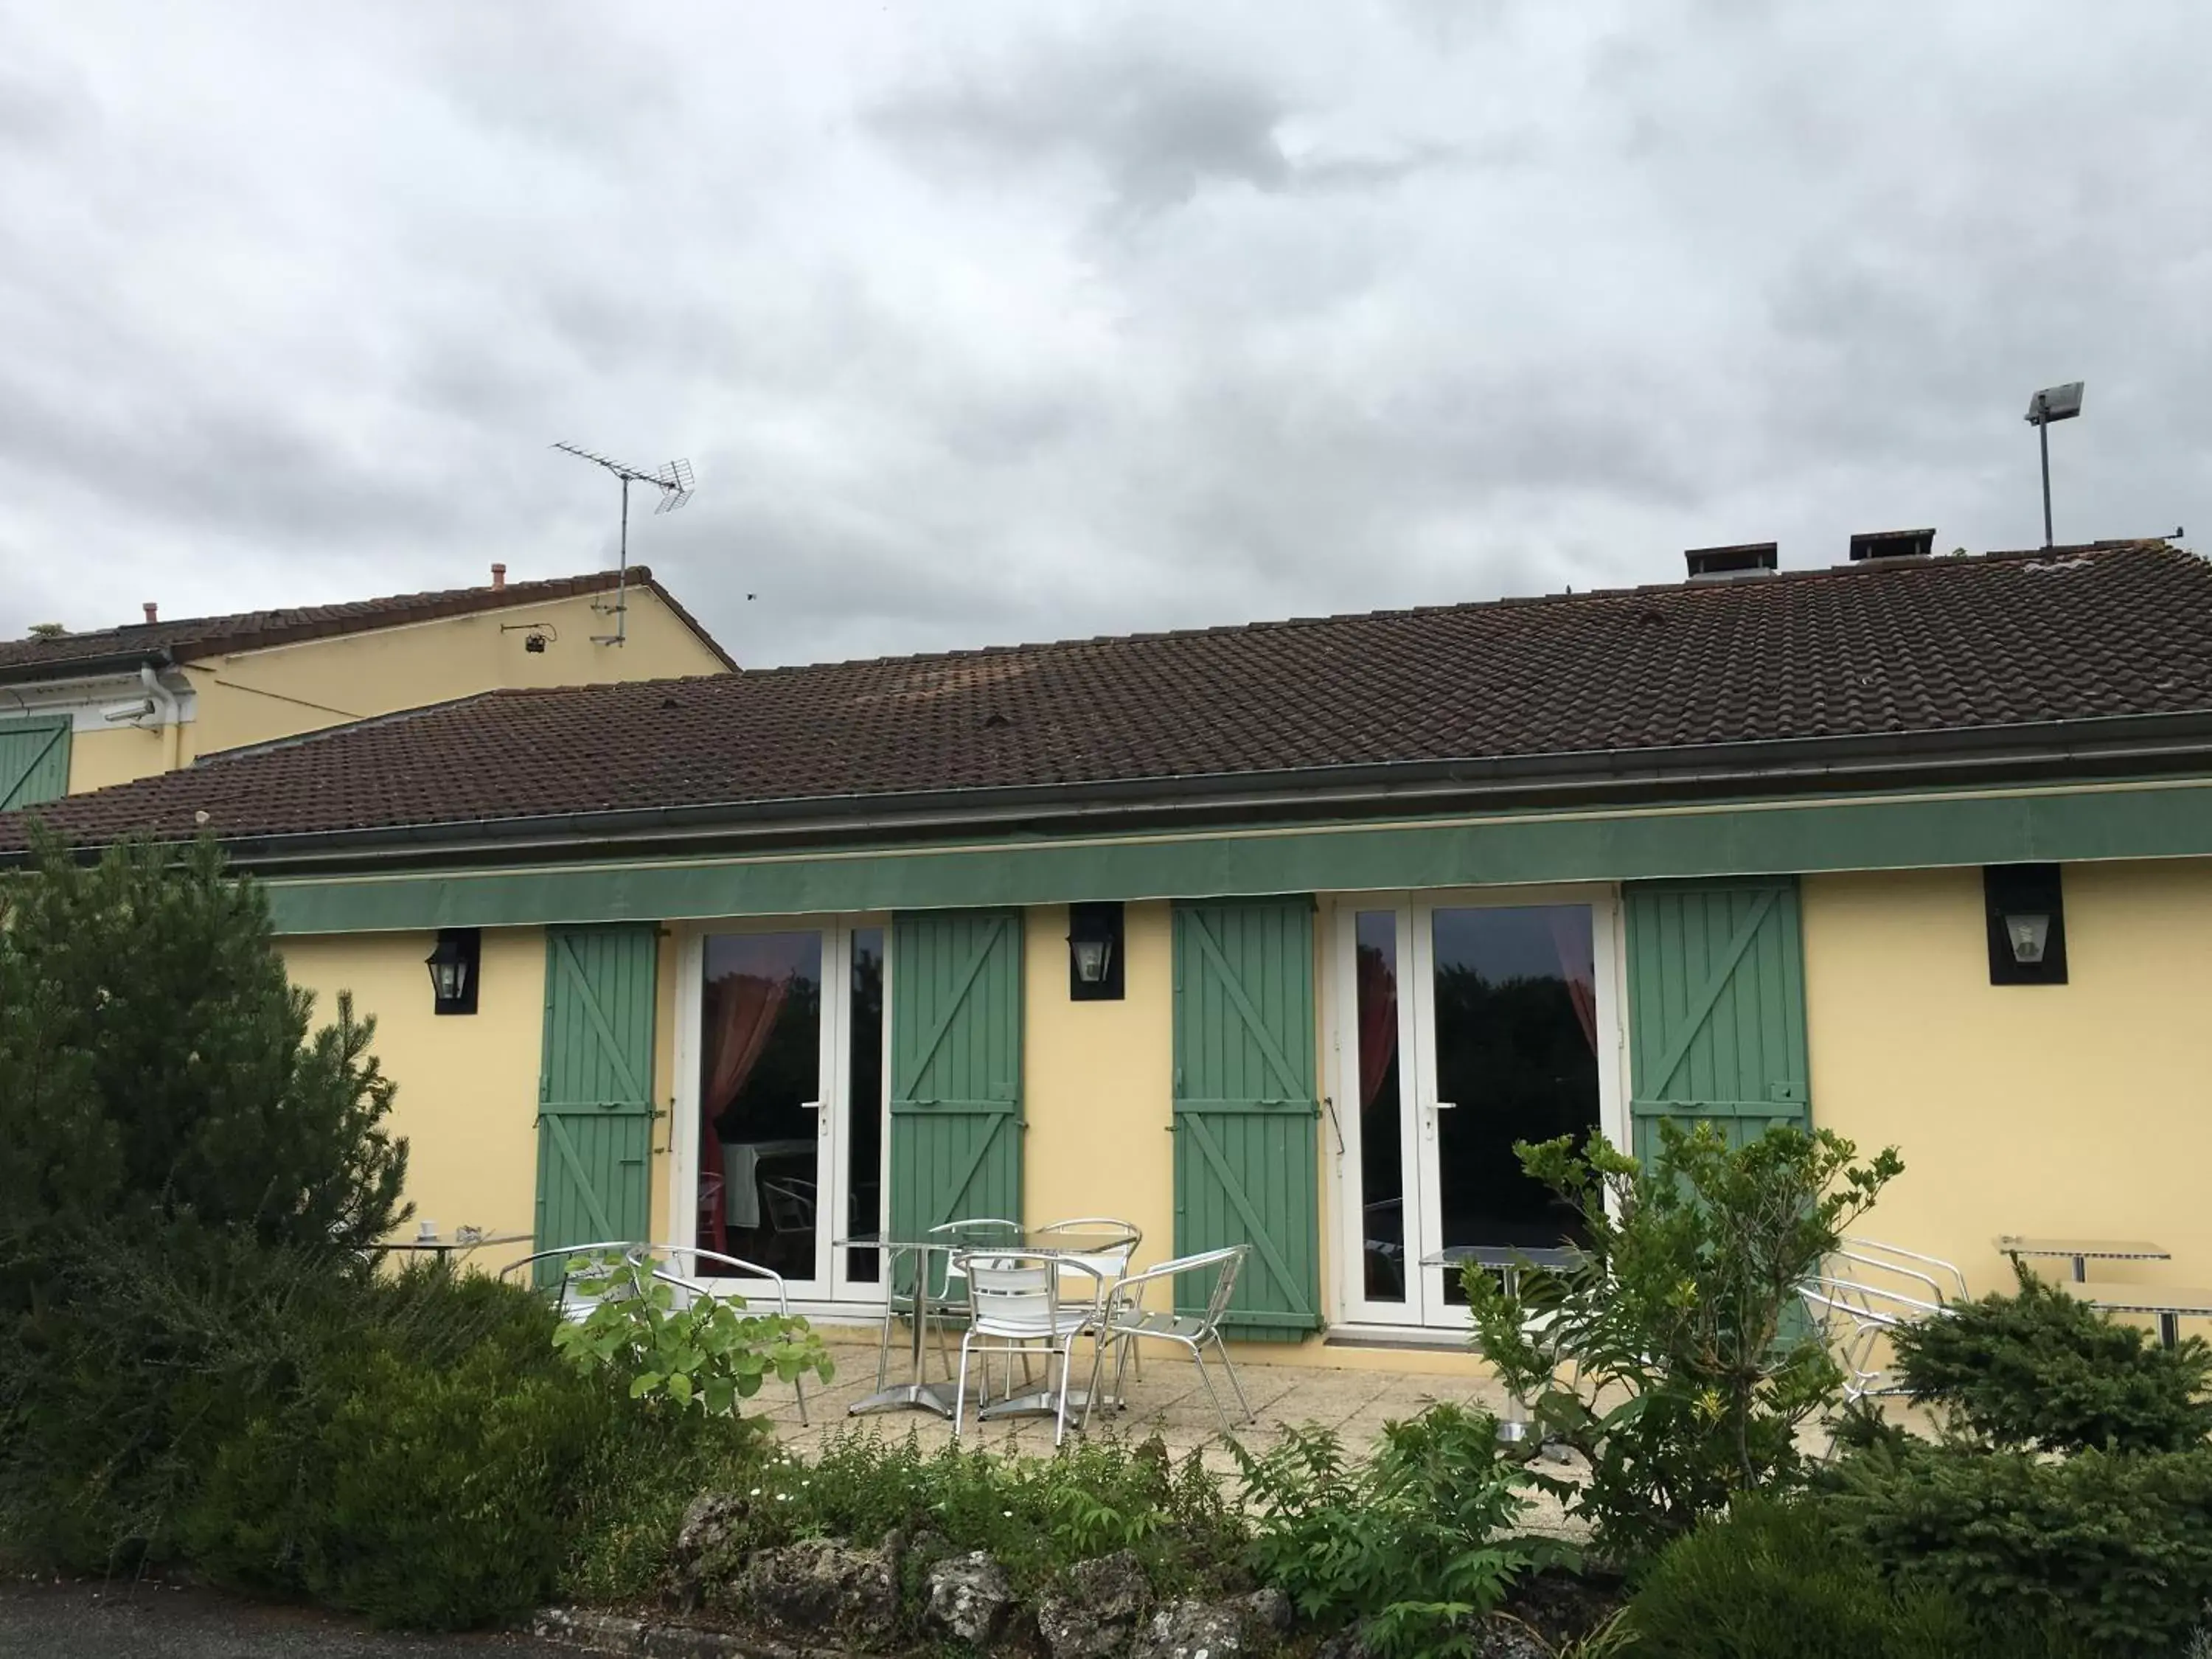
[550,442,695,644]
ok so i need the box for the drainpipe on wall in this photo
[141,661,183,771]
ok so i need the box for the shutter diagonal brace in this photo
[1639,886,1778,1101]
[1183,1112,1312,1318]
[0,725,64,810]
[544,1113,615,1239]
[557,934,646,1105]
[1184,909,1310,1105]
[895,917,1004,1105]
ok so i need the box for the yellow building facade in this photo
[0,570,731,806]
[269,852,2212,1368]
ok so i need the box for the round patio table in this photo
[832,1223,1137,1419]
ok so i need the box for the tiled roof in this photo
[0,566,737,679]
[7,540,2211,852]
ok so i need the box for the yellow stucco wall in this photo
[1022,902,1178,1277]
[282,928,548,1249]
[67,723,172,793]
[181,586,726,761]
[1805,860,2212,1296]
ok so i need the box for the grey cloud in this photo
[868,27,1454,226]
[0,1,2207,664]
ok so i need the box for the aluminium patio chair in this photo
[950,1251,1109,1448]
[1799,1271,1949,1458]
[1836,1236,1969,1301]
[1034,1217,1144,1380]
[1088,1244,1255,1436]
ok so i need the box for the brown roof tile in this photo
[7,540,2211,852]
[0,567,737,679]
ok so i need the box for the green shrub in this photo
[557,1406,768,1607]
[0,833,408,1310]
[552,1250,833,1413]
[0,1239,777,1627]
[1627,1497,2084,1659]
[1464,1121,1900,1564]
[1892,1267,2212,1454]
[1231,1404,1568,1659]
[1828,1439,2212,1655]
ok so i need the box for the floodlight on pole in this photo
[550,442,695,644]
[2023,382,2084,549]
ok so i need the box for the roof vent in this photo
[1684,542,1778,582]
[1848,528,1935,563]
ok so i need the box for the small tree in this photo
[1466,1121,1901,1564]
[0,833,408,1300]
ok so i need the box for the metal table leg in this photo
[849,1242,956,1417]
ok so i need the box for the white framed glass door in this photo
[1333,889,1624,1330]
[676,919,888,1305]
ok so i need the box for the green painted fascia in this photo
[260,776,2212,935]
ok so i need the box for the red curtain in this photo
[1356,944,1399,1109]
[696,972,790,1253]
[1549,911,1599,1055]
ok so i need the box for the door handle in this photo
[1434,1100,1457,1111]
[801,1099,823,1110]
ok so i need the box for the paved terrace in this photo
[760,1332,1534,1479]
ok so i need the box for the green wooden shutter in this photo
[535,925,658,1277]
[1624,878,1812,1161]
[888,910,1023,1256]
[0,717,72,810]
[1171,899,1321,1340]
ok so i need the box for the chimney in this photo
[1684,542,1778,582]
[142,602,158,624]
[1848,527,1935,563]
[490,563,507,589]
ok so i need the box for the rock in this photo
[1037,1550,1150,1659]
[1241,1589,1293,1634]
[1132,1597,1252,1659]
[669,1492,754,1610]
[674,1492,749,1566]
[1312,1630,1368,1659]
[724,1537,900,1646]
[922,1550,1017,1646]
[1472,1613,1553,1659]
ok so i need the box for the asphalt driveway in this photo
[0,1581,573,1657]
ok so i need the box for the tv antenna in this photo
[551,442,695,644]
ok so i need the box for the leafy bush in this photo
[1464,1121,1899,1564]
[1232,1404,1568,1659]
[698,1429,1245,1604]
[552,1250,833,1413]
[1893,1266,2212,1453]
[1627,1497,2085,1659]
[0,1239,770,1627]
[1827,1438,2212,1655]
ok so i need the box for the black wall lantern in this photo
[1067,902,1124,1001]
[425,928,481,1015]
[1983,864,2067,985]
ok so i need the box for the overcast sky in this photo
[0,3,2205,668]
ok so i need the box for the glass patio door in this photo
[1337,894,1617,1329]
[691,923,886,1304]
